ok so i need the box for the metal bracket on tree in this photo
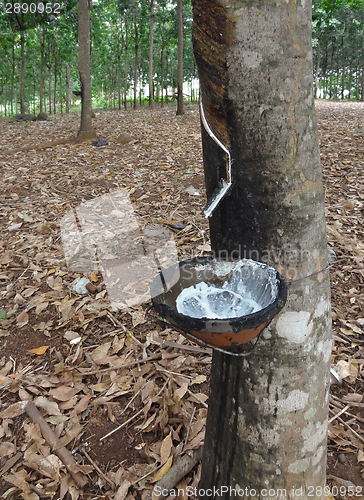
[200,101,232,218]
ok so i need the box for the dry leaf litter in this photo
[0,101,363,499]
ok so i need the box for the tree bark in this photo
[192,0,331,498]
[33,64,36,114]
[47,33,54,114]
[53,56,57,113]
[348,58,353,99]
[11,37,15,115]
[160,47,164,107]
[148,0,155,108]
[39,25,45,113]
[329,42,334,99]
[176,0,184,115]
[65,66,70,113]
[60,64,63,114]
[48,66,52,114]
[117,31,122,110]
[15,84,18,114]
[124,13,128,110]
[165,55,169,102]
[20,28,26,114]
[4,76,8,116]
[77,0,96,140]
[341,36,345,100]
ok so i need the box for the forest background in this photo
[1,0,364,117]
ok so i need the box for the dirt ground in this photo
[0,101,364,499]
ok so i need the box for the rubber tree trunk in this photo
[341,36,345,100]
[117,32,122,110]
[77,0,96,140]
[148,0,155,109]
[60,65,63,114]
[53,57,57,113]
[176,0,184,115]
[348,59,353,99]
[329,43,334,100]
[124,14,128,110]
[65,66,70,113]
[11,37,15,115]
[48,65,52,114]
[4,78,7,116]
[192,1,331,498]
[39,25,45,113]
[160,47,164,107]
[20,29,26,114]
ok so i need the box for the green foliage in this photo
[2,0,361,116]
[312,0,364,99]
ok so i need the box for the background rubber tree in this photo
[77,0,96,140]
[192,0,332,497]
[149,0,155,108]
[176,0,184,115]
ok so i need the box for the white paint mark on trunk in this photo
[276,311,313,343]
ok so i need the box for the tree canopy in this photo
[0,0,362,116]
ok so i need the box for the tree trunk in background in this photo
[176,0,184,115]
[348,58,352,99]
[165,56,168,102]
[47,33,53,114]
[171,64,174,98]
[124,14,128,110]
[15,85,18,114]
[39,25,45,113]
[108,78,111,109]
[4,80,8,116]
[11,40,15,115]
[314,33,320,98]
[133,11,138,110]
[139,70,143,105]
[356,64,360,100]
[53,58,57,113]
[362,57,364,100]
[20,29,26,113]
[65,66,70,113]
[112,67,116,108]
[48,68,52,113]
[117,32,122,110]
[160,48,164,107]
[329,42,334,99]
[335,51,339,98]
[148,0,155,108]
[341,61,345,99]
[77,0,96,140]
[193,0,331,497]
[60,66,63,114]
[33,65,36,113]
[341,37,345,100]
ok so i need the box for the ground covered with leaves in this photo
[0,101,363,500]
